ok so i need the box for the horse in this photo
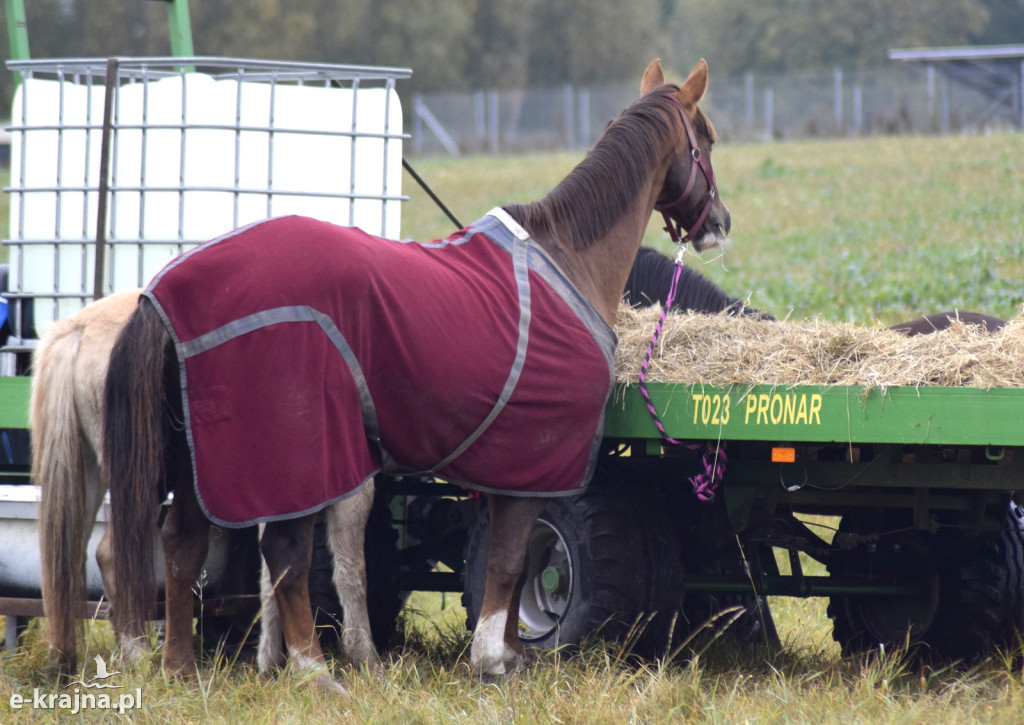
[27,250,743,679]
[102,57,730,688]
[30,249,747,678]
[31,289,144,675]
[31,289,377,679]
[29,252,759,678]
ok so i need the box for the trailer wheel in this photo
[827,513,942,658]
[308,492,404,654]
[926,500,1024,660]
[828,502,1024,662]
[462,479,662,653]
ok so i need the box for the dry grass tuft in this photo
[614,306,1024,390]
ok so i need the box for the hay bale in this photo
[613,306,1024,390]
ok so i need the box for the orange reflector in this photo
[772,447,796,463]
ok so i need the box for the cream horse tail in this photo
[33,289,141,676]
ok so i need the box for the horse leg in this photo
[325,480,380,671]
[159,473,209,676]
[470,494,545,676]
[256,524,286,674]
[260,514,346,693]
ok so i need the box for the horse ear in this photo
[640,58,665,95]
[677,59,709,108]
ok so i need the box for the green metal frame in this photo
[5,0,195,66]
[4,0,29,65]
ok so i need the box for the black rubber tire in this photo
[928,500,1024,660]
[827,516,942,658]
[462,478,666,654]
[670,489,780,652]
[307,490,404,654]
[828,501,1024,662]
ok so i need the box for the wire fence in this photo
[410,64,1024,156]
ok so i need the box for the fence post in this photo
[413,95,460,156]
[927,64,936,122]
[563,84,574,149]
[745,72,755,129]
[474,91,485,146]
[578,88,590,149]
[940,75,950,133]
[834,68,843,134]
[853,85,863,135]
[487,91,499,154]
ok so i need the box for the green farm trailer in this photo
[4,368,1024,661]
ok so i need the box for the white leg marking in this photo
[470,611,510,676]
[287,649,348,695]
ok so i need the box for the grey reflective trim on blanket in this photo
[168,303,392,472]
[145,217,272,292]
[430,233,532,472]
[481,209,618,369]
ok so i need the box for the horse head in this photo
[641,59,731,253]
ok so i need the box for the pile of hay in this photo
[613,306,1024,389]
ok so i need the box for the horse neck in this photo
[507,156,678,328]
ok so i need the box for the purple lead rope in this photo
[636,246,724,501]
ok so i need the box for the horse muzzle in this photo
[691,203,731,252]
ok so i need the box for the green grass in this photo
[3,134,1024,721]
[4,598,1024,723]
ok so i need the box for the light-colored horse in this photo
[33,289,144,675]
[33,290,378,681]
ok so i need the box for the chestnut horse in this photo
[34,250,748,678]
[32,250,758,677]
[101,58,729,688]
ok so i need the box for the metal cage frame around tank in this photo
[2,56,412,353]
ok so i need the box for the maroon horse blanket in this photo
[145,212,616,526]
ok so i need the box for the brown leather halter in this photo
[654,94,718,245]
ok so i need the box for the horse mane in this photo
[624,246,775,320]
[503,85,684,251]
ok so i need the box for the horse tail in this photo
[32,318,89,674]
[105,298,172,644]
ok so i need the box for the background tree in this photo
[0,0,1018,106]
[676,0,991,75]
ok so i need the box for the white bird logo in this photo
[91,655,120,682]
[65,655,123,689]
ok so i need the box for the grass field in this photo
[403,133,1024,326]
[2,132,1024,722]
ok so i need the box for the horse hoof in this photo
[473,653,526,681]
[118,636,151,665]
[164,663,199,680]
[312,671,349,695]
[256,647,287,675]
